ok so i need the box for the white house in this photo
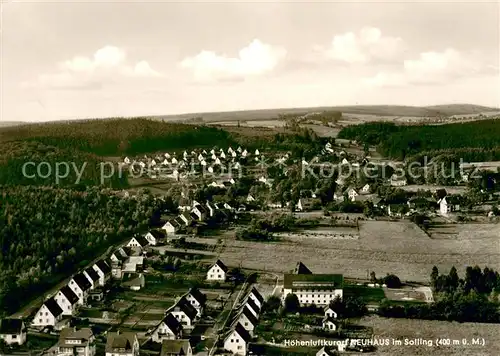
[68,273,92,305]
[0,319,26,345]
[361,184,371,194]
[254,149,260,156]
[54,286,79,316]
[145,230,165,246]
[282,273,344,307]
[83,267,100,290]
[168,297,198,328]
[206,260,228,282]
[322,317,337,332]
[316,346,343,356]
[246,194,255,203]
[191,204,208,221]
[223,323,252,355]
[162,220,181,235]
[32,297,63,328]
[183,288,207,316]
[439,196,461,215]
[240,298,260,320]
[127,236,149,249]
[247,287,264,309]
[230,306,258,336]
[346,187,359,201]
[92,260,111,286]
[324,306,338,319]
[105,331,139,356]
[151,313,183,343]
[57,327,95,356]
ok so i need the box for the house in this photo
[89,289,104,302]
[179,211,193,226]
[240,298,260,319]
[126,235,149,249]
[54,286,79,316]
[162,220,182,235]
[346,187,359,201]
[296,198,318,212]
[191,204,208,221]
[122,273,145,291]
[160,339,192,356]
[93,260,111,286]
[387,203,409,218]
[293,261,313,275]
[68,273,92,305]
[83,267,100,290]
[322,317,337,332]
[439,196,461,215]
[206,201,216,217]
[246,194,256,203]
[168,297,198,328]
[0,319,26,345]
[223,323,252,355]
[324,306,338,319]
[151,313,183,343]
[361,184,371,194]
[247,287,264,309]
[184,288,207,316]
[206,259,228,281]
[32,297,63,328]
[178,198,192,212]
[105,331,139,356]
[57,327,95,356]
[407,197,437,212]
[255,149,260,156]
[231,306,258,337]
[390,174,408,187]
[145,230,165,246]
[316,346,342,356]
[282,273,344,307]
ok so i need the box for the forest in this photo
[0,186,169,315]
[337,119,500,160]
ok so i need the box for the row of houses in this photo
[32,260,111,330]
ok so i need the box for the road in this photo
[10,237,129,319]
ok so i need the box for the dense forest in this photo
[0,186,167,315]
[337,119,500,160]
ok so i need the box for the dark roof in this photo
[111,252,126,262]
[435,188,448,199]
[72,273,92,292]
[283,274,344,289]
[148,230,166,239]
[168,219,182,229]
[105,332,136,352]
[233,306,258,327]
[160,339,191,356]
[84,267,100,283]
[233,322,252,343]
[214,259,228,272]
[60,286,79,305]
[174,217,186,227]
[95,259,111,274]
[171,297,198,321]
[44,297,63,317]
[249,287,264,305]
[293,261,312,275]
[0,319,24,335]
[133,235,149,247]
[193,204,208,214]
[443,195,462,204]
[59,327,93,346]
[189,211,199,220]
[187,288,207,306]
[160,313,183,336]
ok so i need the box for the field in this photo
[399,185,468,194]
[359,316,500,356]
[219,221,500,282]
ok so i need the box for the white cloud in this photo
[317,27,404,64]
[27,46,162,90]
[363,48,498,87]
[180,39,287,82]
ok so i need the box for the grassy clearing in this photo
[344,285,386,303]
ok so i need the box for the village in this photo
[1,139,500,356]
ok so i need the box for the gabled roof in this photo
[167,219,182,229]
[174,216,185,227]
[293,261,313,274]
[187,287,207,306]
[0,319,24,335]
[212,259,228,273]
[170,297,198,321]
[95,259,111,274]
[105,332,136,352]
[44,297,63,318]
[111,252,126,262]
[317,346,338,356]
[160,339,191,356]
[132,235,149,247]
[59,327,93,345]
[231,323,252,343]
[233,305,258,328]
[249,287,264,305]
[159,313,183,336]
[72,273,92,292]
[283,274,344,289]
[244,297,261,315]
[60,286,79,305]
[147,230,165,239]
[84,267,100,283]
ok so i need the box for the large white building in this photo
[282,272,344,307]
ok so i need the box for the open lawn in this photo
[359,315,500,356]
[344,285,385,303]
[219,221,500,283]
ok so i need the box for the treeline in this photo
[337,119,500,159]
[0,118,235,156]
[0,186,167,315]
[378,265,500,323]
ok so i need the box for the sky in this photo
[1,0,499,122]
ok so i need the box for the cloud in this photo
[315,27,405,64]
[26,46,162,90]
[363,48,498,87]
[180,39,287,82]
